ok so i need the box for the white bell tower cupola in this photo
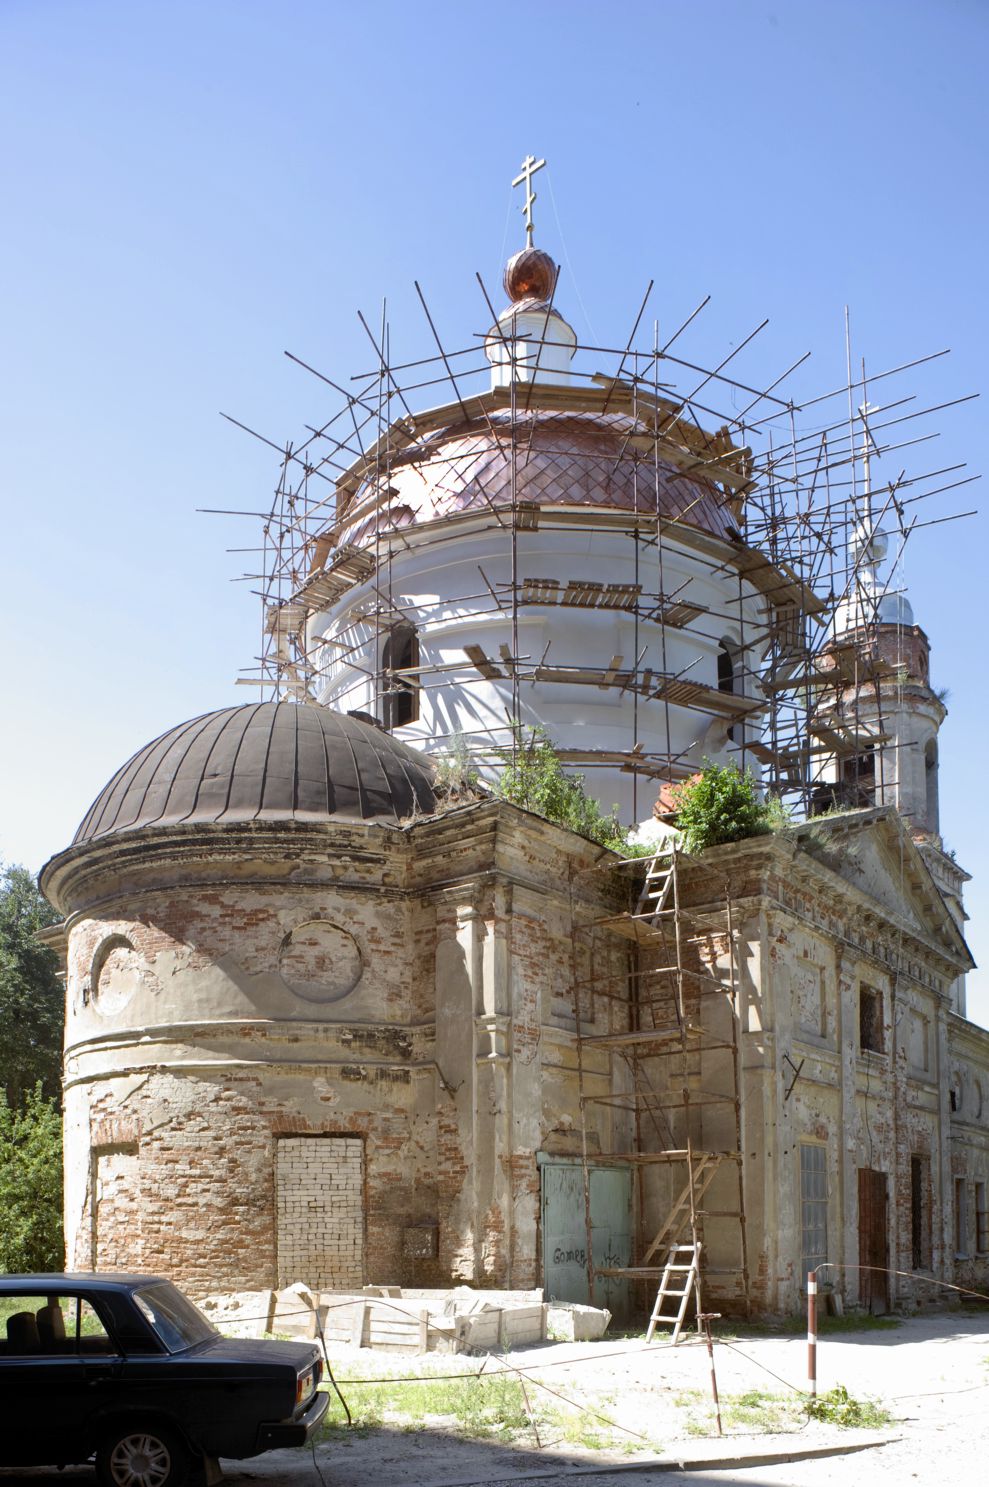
[814,401,970,1012]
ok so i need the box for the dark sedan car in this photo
[0,1274,329,1487]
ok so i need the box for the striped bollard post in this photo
[807,1270,817,1399]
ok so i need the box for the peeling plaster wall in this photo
[675,830,987,1315]
[48,801,988,1314]
[52,808,630,1298]
[947,1015,989,1292]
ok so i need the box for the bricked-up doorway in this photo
[857,1166,890,1313]
[275,1136,364,1290]
[91,1144,140,1270]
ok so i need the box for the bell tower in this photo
[812,412,970,1011]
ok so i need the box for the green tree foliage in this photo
[495,724,627,851]
[0,1084,63,1272]
[670,762,784,855]
[0,864,64,1106]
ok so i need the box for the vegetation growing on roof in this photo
[432,731,484,804]
[669,762,788,855]
[494,723,629,852]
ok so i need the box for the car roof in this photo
[0,1274,169,1292]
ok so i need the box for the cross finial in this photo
[512,154,546,247]
[858,394,878,515]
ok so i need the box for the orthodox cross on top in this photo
[858,396,879,517]
[512,154,546,247]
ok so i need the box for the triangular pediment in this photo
[794,807,973,970]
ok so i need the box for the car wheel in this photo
[96,1423,193,1487]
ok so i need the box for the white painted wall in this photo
[309,514,769,821]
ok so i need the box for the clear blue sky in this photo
[2,0,986,1020]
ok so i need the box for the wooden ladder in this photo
[645,1242,702,1345]
[638,843,676,923]
[642,1155,723,1266]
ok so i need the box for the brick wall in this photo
[93,1145,140,1270]
[275,1135,364,1289]
[56,810,629,1298]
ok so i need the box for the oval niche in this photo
[91,935,144,1016]
[278,921,363,1004]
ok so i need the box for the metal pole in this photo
[699,1313,723,1436]
[807,1270,818,1398]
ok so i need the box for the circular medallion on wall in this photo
[278,921,363,1003]
[91,935,142,1016]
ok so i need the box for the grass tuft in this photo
[804,1384,891,1429]
[318,1372,531,1439]
[684,1388,803,1436]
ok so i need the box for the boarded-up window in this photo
[976,1183,988,1255]
[799,1143,828,1283]
[275,1136,364,1291]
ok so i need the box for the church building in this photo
[40,173,989,1317]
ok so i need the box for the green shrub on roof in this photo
[670,762,785,855]
[495,723,626,851]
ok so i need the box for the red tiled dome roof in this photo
[340,410,736,545]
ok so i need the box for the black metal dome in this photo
[71,703,436,845]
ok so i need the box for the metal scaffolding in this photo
[210,265,975,821]
[210,166,978,1324]
[573,842,748,1332]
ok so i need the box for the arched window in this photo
[841,742,876,807]
[717,641,735,696]
[382,622,419,729]
[718,640,737,742]
[924,738,939,834]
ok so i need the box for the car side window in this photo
[2,1296,50,1354]
[0,1296,115,1356]
[76,1299,114,1354]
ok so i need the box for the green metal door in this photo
[540,1159,632,1319]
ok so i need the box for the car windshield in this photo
[133,1282,218,1353]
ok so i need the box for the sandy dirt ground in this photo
[2,1312,986,1487]
[234,1311,989,1487]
